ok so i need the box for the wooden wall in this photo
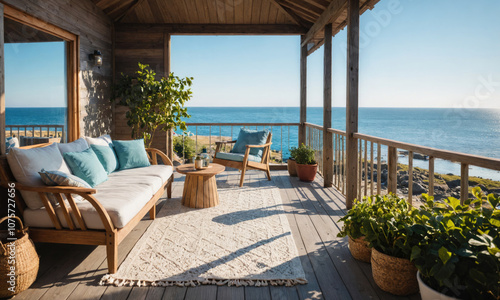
[2,0,114,138]
[113,27,169,153]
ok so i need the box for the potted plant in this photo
[111,62,193,148]
[362,194,423,296]
[411,188,500,300]
[337,195,381,263]
[294,143,317,182]
[287,146,298,177]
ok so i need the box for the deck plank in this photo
[216,285,244,300]
[162,286,187,300]
[185,285,217,300]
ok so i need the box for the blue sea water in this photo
[6,106,500,180]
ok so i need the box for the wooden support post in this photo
[345,0,359,209]
[323,24,333,187]
[388,146,398,194]
[0,4,5,155]
[299,35,307,147]
[164,33,174,160]
[408,151,413,205]
[461,163,469,204]
[428,156,435,198]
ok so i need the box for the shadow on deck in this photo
[12,170,420,300]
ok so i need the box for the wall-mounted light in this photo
[88,50,103,67]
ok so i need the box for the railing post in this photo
[387,146,398,194]
[299,35,307,147]
[345,0,360,209]
[460,163,469,204]
[323,24,333,187]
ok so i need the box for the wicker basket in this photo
[371,248,418,296]
[348,236,371,263]
[0,216,39,298]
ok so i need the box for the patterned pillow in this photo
[39,169,92,188]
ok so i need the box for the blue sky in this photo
[5,0,500,108]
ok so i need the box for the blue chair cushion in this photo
[91,144,119,174]
[231,128,269,157]
[113,139,151,170]
[215,152,262,163]
[63,147,108,187]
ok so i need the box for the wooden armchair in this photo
[213,133,272,187]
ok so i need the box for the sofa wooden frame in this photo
[0,144,173,274]
[213,133,272,187]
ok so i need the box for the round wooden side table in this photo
[176,163,225,208]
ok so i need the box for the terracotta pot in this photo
[371,248,418,296]
[348,236,371,263]
[417,271,459,300]
[296,163,318,182]
[287,158,298,176]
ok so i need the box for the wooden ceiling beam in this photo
[281,0,324,16]
[115,23,308,35]
[267,0,311,28]
[114,0,147,22]
[301,0,347,46]
[277,1,319,22]
[307,39,324,56]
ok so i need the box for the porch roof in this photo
[92,0,380,52]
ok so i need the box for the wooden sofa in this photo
[0,143,173,274]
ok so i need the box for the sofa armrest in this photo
[146,148,173,166]
[13,183,97,195]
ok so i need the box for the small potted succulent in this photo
[337,196,380,263]
[294,144,317,182]
[362,194,423,296]
[411,188,500,300]
[287,146,298,177]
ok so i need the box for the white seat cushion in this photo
[7,143,72,209]
[85,135,112,146]
[23,165,173,230]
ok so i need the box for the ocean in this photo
[6,106,500,180]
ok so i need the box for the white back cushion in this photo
[85,135,112,146]
[57,137,89,155]
[7,143,72,209]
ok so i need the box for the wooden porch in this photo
[12,170,419,300]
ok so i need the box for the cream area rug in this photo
[100,184,307,287]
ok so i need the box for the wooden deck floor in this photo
[12,170,421,300]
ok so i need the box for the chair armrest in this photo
[246,142,272,149]
[12,183,97,195]
[215,140,237,145]
[146,148,173,166]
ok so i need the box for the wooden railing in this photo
[304,122,500,205]
[183,123,300,164]
[6,124,65,143]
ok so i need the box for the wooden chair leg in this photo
[106,231,118,274]
[167,179,172,199]
[239,165,247,187]
[149,205,156,220]
[266,167,271,181]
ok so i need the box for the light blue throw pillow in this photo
[63,148,108,187]
[231,128,269,157]
[39,169,92,188]
[91,144,119,174]
[112,139,151,170]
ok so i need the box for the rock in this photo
[435,184,449,192]
[412,182,426,195]
[400,180,409,188]
[413,153,429,160]
[447,179,461,189]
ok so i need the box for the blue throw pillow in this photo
[91,144,119,174]
[232,128,269,157]
[63,148,108,187]
[112,139,151,170]
[39,169,92,188]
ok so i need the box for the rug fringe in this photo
[99,275,308,287]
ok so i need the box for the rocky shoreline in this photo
[365,163,500,200]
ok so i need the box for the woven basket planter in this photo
[0,216,39,298]
[348,236,371,263]
[371,248,418,296]
[287,159,297,177]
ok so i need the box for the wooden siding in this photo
[2,0,114,138]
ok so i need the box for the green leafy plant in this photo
[294,143,316,165]
[338,196,380,239]
[289,146,299,160]
[362,194,424,259]
[410,188,500,299]
[112,62,193,147]
[173,135,196,160]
